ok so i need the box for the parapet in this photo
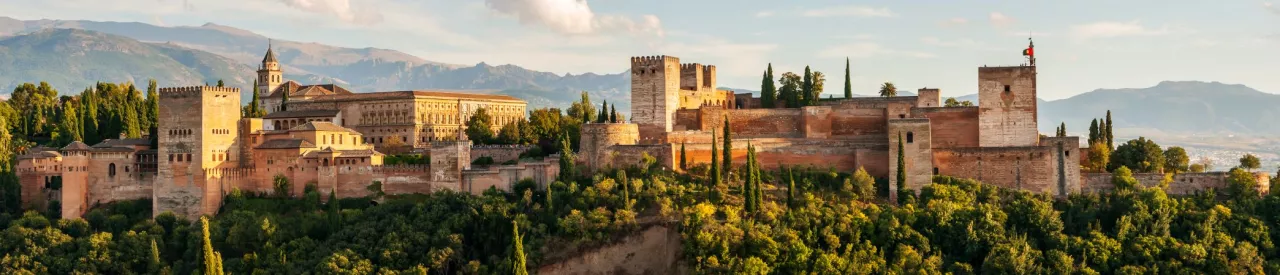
[159,86,242,99]
[630,55,680,70]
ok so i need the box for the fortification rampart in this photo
[462,156,560,194]
[888,119,934,197]
[912,107,980,149]
[1082,172,1272,196]
[470,145,534,164]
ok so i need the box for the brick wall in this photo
[978,66,1039,147]
[580,123,640,173]
[1082,172,1272,195]
[631,56,681,139]
[888,119,933,197]
[471,145,534,164]
[913,107,980,149]
[700,108,804,138]
[462,157,560,193]
[934,146,1063,195]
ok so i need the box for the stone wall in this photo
[1082,172,1272,195]
[462,156,560,193]
[631,56,681,139]
[673,109,701,132]
[537,224,683,275]
[580,123,639,174]
[917,88,941,108]
[674,138,885,176]
[888,119,933,197]
[430,141,471,192]
[471,145,534,164]
[699,108,804,138]
[978,66,1039,147]
[1041,136,1083,196]
[934,146,1065,196]
[913,107,980,149]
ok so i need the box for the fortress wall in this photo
[829,105,889,139]
[373,165,432,196]
[802,106,833,139]
[701,108,804,138]
[1041,136,1083,196]
[1082,172,1271,196]
[673,109,701,131]
[933,146,1060,195]
[462,158,560,193]
[888,119,934,194]
[673,138,880,174]
[602,144,674,171]
[913,107,980,149]
[579,124,640,173]
[978,66,1039,147]
[471,145,534,164]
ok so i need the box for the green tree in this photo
[273,174,291,198]
[896,133,907,203]
[943,98,973,107]
[1240,153,1261,171]
[597,100,608,123]
[1086,141,1111,172]
[567,92,595,124]
[1057,122,1066,137]
[779,72,802,108]
[722,115,732,181]
[144,79,159,129]
[56,101,82,145]
[201,217,225,275]
[558,135,575,182]
[1109,137,1163,173]
[1089,119,1099,144]
[844,58,853,99]
[711,129,721,186]
[1163,146,1190,173]
[852,167,875,199]
[280,86,290,111]
[810,71,825,105]
[879,82,897,97]
[609,104,617,123]
[760,68,776,108]
[497,121,523,145]
[512,220,528,275]
[1227,167,1260,201]
[680,142,687,170]
[1105,110,1114,149]
[216,79,225,87]
[802,66,813,106]
[122,101,142,138]
[244,79,266,118]
[466,108,495,144]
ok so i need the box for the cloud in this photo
[1009,31,1051,37]
[989,12,1014,27]
[940,18,968,27]
[755,11,774,18]
[484,0,663,37]
[803,6,896,18]
[819,42,935,59]
[276,0,383,25]
[1266,2,1280,15]
[657,38,777,80]
[920,37,980,48]
[1069,21,1172,40]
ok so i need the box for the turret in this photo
[257,41,283,99]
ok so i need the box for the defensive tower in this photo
[977,65,1038,147]
[154,86,243,219]
[630,56,681,142]
[257,41,282,102]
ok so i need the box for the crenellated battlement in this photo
[630,55,680,69]
[159,86,241,99]
[372,164,429,173]
[679,63,704,72]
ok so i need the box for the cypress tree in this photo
[512,220,529,275]
[123,101,142,138]
[618,170,630,210]
[558,136,575,182]
[201,217,225,275]
[609,104,617,123]
[1105,110,1114,149]
[786,167,796,209]
[711,130,720,186]
[248,79,264,118]
[280,87,289,111]
[1089,119,1099,144]
[722,115,732,181]
[761,69,775,108]
[896,133,907,202]
[679,142,687,170]
[328,190,341,231]
[742,144,754,213]
[216,79,225,87]
[802,66,813,106]
[598,100,609,123]
[149,238,162,273]
[844,58,853,99]
[144,79,159,129]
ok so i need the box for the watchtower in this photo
[154,86,243,219]
[257,42,282,104]
[977,65,1038,147]
[630,56,681,142]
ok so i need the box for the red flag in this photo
[1022,47,1034,56]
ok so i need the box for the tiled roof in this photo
[337,149,383,157]
[256,139,316,149]
[266,83,354,99]
[17,151,61,160]
[92,147,138,153]
[263,47,278,63]
[93,138,152,148]
[61,141,92,151]
[263,109,341,119]
[289,121,351,132]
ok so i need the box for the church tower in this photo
[257,42,282,100]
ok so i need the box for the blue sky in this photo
[3,0,1279,99]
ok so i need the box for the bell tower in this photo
[257,40,282,99]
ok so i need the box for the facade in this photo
[253,47,527,150]
[15,47,555,220]
[584,55,1271,199]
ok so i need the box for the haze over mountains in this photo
[0,17,1277,136]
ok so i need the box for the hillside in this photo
[0,17,631,109]
[1039,81,1280,135]
[0,28,252,96]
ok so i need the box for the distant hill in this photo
[1040,81,1280,135]
[0,28,252,95]
[0,17,631,110]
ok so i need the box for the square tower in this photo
[977,66,1038,147]
[630,56,681,142]
[154,86,242,219]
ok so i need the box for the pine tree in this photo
[512,220,529,275]
[216,79,225,87]
[722,115,732,181]
[144,79,159,130]
[802,66,813,106]
[201,217,225,275]
[609,104,617,123]
[679,142,687,170]
[123,101,142,138]
[1105,110,1114,149]
[1089,119,1099,144]
[896,133,907,202]
[844,58,853,99]
[711,130,720,186]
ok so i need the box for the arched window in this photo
[323,159,329,166]
[933,167,939,175]
[907,132,915,143]
[108,163,117,177]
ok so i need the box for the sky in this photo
[2,0,1278,100]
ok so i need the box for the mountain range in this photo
[1,17,1277,136]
